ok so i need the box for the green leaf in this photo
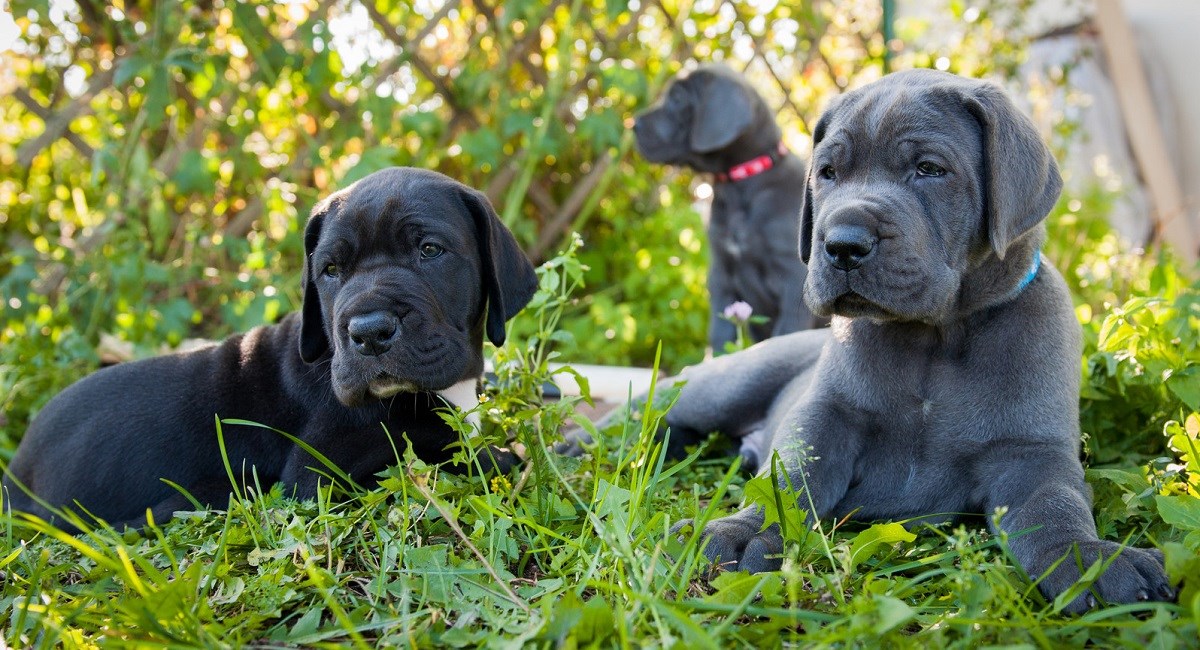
[552,365,591,404]
[171,150,218,196]
[147,189,171,254]
[605,0,630,20]
[576,112,624,149]
[871,595,916,634]
[165,47,206,74]
[400,111,442,140]
[458,129,504,168]
[539,589,583,643]
[576,595,615,644]
[1085,467,1148,493]
[594,479,631,522]
[114,54,151,88]
[707,571,781,606]
[1162,541,1200,583]
[402,545,454,603]
[143,64,172,129]
[1156,495,1200,531]
[501,112,536,138]
[742,474,805,540]
[341,146,399,185]
[848,522,916,571]
[1166,367,1200,411]
[1165,415,1200,486]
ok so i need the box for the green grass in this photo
[2,408,1195,647]
[2,242,1199,648]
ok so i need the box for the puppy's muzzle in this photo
[347,310,400,357]
[823,224,877,271]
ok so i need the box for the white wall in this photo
[1123,1,1200,224]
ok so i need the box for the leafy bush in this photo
[1082,272,1200,463]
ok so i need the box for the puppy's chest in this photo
[707,197,754,262]
[841,367,982,519]
[708,187,790,260]
[850,353,978,446]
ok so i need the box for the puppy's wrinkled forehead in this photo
[321,170,474,250]
[820,72,988,164]
[823,83,982,161]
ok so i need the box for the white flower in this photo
[723,301,753,322]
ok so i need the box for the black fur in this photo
[2,167,537,532]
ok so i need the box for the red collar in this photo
[715,142,789,182]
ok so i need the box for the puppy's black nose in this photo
[824,225,876,271]
[347,311,399,356]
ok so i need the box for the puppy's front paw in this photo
[478,445,522,474]
[1035,541,1173,613]
[673,508,783,574]
[553,427,593,457]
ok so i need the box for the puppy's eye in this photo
[818,165,836,180]
[419,243,445,260]
[916,161,947,177]
[322,263,340,278]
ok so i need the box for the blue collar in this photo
[1012,253,1041,297]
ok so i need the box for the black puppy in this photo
[634,64,817,352]
[2,167,538,532]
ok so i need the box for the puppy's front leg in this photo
[278,423,399,500]
[666,331,827,463]
[678,396,864,573]
[279,444,346,501]
[979,446,1172,612]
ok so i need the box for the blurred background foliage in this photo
[1,0,1197,477]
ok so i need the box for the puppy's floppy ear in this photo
[689,76,755,153]
[962,82,1062,259]
[460,188,538,347]
[298,197,337,363]
[799,108,833,265]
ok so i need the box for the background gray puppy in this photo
[634,64,818,352]
[665,69,1174,613]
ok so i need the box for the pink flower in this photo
[723,301,753,322]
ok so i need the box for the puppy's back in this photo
[3,316,305,525]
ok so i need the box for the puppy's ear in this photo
[298,198,336,363]
[799,109,833,265]
[461,189,538,347]
[689,76,755,153]
[963,83,1062,259]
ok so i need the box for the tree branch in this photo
[529,153,613,260]
[11,88,96,160]
[17,63,116,168]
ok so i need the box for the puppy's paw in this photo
[553,427,593,457]
[735,427,772,474]
[673,508,783,574]
[479,445,522,474]
[1035,541,1173,614]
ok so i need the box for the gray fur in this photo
[634,63,819,350]
[663,69,1172,613]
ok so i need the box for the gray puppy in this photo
[634,64,818,351]
[662,69,1173,612]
